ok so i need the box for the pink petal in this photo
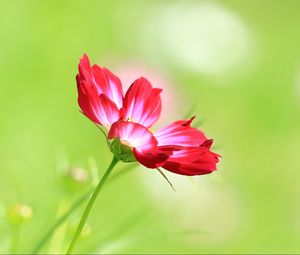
[77,79,120,128]
[77,80,101,124]
[91,65,123,109]
[162,146,220,176]
[154,117,207,146]
[97,94,121,128]
[77,54,123,109]
[108,120,174,168]
[133,146,174,168]
[123,77,162,128]
[108,120,157,149]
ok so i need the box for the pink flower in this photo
[76,54,220,176]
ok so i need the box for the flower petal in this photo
[77,80,120,128]
[133,146,174,168]
[108,120,174,168]
[123,77,162,128]
[162,146,220,176]
[97,94,121,128]
[91,65,123,109]
[77,80,101,124]
[154,116,207,146]
[77,54,123,109]
[108,120,157,149]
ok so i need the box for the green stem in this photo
[32,163,136,254]
[66,156,119,254]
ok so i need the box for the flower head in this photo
[76,54,220,176]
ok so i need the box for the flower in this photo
[76,54,220,176]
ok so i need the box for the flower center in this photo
[120,139,134,148]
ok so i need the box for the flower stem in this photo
[32,163,136,254]
[66,156,119,254]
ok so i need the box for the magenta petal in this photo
[108,120,157,149]
[76,54,123,127]
[77,80,120,127]
[108,120,174,168]
[97,94,120,128]
[155,117,207,147]
[162,146,220,176]
[77,54,123,109]
[133,146,174,168]
[123,77,162,128]
[77,80,101,124]
[91,65,123,109]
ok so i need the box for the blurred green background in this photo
[1,0,300,253]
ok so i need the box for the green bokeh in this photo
[1,0,300,253]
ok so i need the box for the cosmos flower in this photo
[76,54,220,176]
